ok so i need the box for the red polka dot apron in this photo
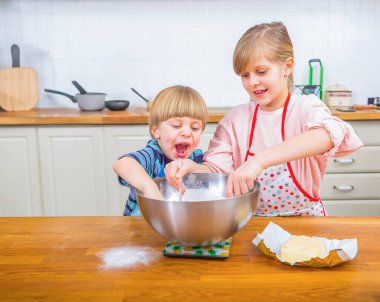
[245,93,326,216]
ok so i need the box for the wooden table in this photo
[0,217,379,301]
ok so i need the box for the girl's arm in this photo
[257,128,334,169]
[113,157,164,200]
[227,128,334,197]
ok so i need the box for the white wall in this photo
[0,0,379,108]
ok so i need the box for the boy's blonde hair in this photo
[149,85,208,131]
[233,21,294,90]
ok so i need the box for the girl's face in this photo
[151,117,203,160]
[240,54,293,111]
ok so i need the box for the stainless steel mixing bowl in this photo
[136,173,259,246]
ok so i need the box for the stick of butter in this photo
[280,235,325,263]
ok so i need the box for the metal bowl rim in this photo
[136,173,260,203]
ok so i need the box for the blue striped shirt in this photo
[118,139,204,216]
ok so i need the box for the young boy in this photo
[113,85,208,216]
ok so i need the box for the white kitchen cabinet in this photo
[199,124,217,151]
[325,146,380,173]
[323,200,380,216]
[0,127,42,216]
[321,174,380,200]
[0,123,217,217]
[321,121,380,216]
[103,124,217,215]
[1,119,377,217]
[103,125,150,215]
[38,126,107,216]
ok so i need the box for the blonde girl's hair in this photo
[233,21,294,90]
[149,85,208,131]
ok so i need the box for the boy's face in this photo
[240,54,293,111]
[151,117,203,160]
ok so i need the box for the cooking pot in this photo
[136,173,259,246]
[71,81,129,111]
[44,89,106,111]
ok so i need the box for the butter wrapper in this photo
[252,222,358,267]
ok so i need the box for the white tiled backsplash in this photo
[0,0,379,108]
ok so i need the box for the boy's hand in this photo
[226,157,263,197]
[164,159,196,190]
[143,184,165,200]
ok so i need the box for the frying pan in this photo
[105,100,130,111]
[44,88,106,111]
[71,80,129,111]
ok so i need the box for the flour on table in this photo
[98,246,159,270]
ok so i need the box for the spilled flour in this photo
[166,188,227,202]
[98,246,159,270]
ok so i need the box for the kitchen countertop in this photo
[329,107,380,120]
[0,107,228,125]
[0,216,379,301]
[0,106,379,125]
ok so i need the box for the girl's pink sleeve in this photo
[203,117,235,173]
[303,99,363,157]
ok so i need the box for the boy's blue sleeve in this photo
[189,148,204,164]
[117,146,155,187]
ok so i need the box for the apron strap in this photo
[281,94,320,202]
[244,104,259,161]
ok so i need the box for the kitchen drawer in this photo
[349,121,380,145]
[320,173,380,200]
[326,146,380,173]
[323,200,380,216]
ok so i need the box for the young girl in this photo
[165,22,363,216]
[113,85,208,216]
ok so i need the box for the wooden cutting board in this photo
[0,45,39,111]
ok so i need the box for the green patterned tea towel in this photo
[163,238,232,259]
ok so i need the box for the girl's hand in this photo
[164,159,197,190]
[226,157,264,197]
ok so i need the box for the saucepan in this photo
[44,85,106,111]
[71,81,130,111]
[136,173,260,246]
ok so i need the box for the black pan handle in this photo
[44,89,76,103]
[11,44,20,68]
[72,81,87,94]
[131,87,149,103]
[309,58,322,65]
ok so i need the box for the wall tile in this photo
[1,0,379,107]
[344,0,360,11]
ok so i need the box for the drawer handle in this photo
[333,158,355,164]
[333,185,354,191]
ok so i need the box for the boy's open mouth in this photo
[175,143,190,157]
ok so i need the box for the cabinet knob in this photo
[333,185,354,191]
[333,158,355,164]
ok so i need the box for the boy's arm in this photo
[164,159,212,190]
[113,157,164,200]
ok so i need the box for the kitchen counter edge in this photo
[0,106,379,125]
